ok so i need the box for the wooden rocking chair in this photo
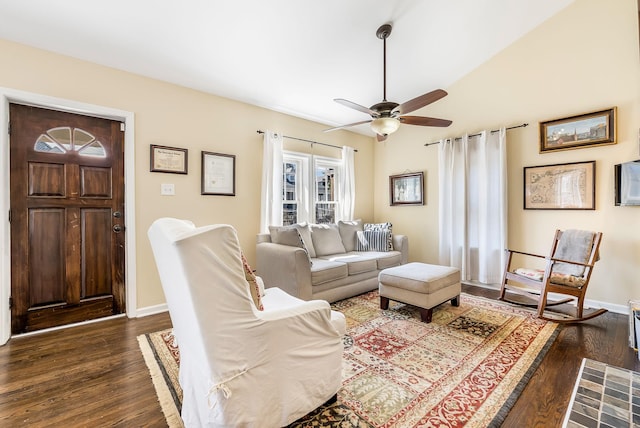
[499,229,607,323]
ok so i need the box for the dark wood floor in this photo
[0,285,638,427]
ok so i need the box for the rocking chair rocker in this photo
[499,229,607,323]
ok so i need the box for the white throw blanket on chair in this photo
[552,229,595,277]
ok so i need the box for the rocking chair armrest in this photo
[549,256,594,268]
[506,249,546,259]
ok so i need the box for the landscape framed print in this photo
[539,108,616,153]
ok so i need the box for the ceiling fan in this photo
[325,23,452,142]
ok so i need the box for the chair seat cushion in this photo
[549,272,586,288]
[514,267,585,288]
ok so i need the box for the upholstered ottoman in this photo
[379,262,461,323]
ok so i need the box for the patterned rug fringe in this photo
[137,335,184,428]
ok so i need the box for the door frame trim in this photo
[0,87,137,345]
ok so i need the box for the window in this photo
[34,127,106,157]
[314,160,337,224]
[282,152,340,225]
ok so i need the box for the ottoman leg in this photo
[380,296,390,310]
[451,295,460,307]
[419,308,433,323]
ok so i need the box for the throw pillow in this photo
[355,230,392,252]
[295,222,316,258]
[295,228,313,266]
[310,223,346,257]
[269,225,301,247]
[255,275,266,297]
[269,224,316,258]
[549,272,586,288]
[514,267,544,281]
[364,222,393,251]
[241,252,264,311]
[338,219,363,252]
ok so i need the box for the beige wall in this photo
[0,39,375,309]
[1,0,638,312]
[375,0,640,308]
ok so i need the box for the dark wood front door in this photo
[9,104,125,334]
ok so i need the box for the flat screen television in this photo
[614,160,640,206]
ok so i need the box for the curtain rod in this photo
[256,130,358,152]
[424,123,529,147]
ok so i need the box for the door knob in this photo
[113,224,122,233]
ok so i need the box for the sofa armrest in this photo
[393,234,409,264]
[256,242,313,300]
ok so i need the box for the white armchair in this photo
[148,218,346,427]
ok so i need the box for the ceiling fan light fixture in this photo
[370,117,400,136]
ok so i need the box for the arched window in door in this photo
[34,126,106,157]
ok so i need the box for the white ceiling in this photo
[0,0,574,135]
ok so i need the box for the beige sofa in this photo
[256,221,408,303]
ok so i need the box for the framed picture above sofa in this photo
[390,172,424,206]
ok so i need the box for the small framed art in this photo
[150,145,188,174]
[201,151,236,196]
[390,172,424,206]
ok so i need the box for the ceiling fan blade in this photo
[376,133,388,142]
[399,115,452,127]
[334,98,378,117]
[395,89,448,115]
[323,119,372,133]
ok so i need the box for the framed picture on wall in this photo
[389,172,424,206]
[523,161,595,210]
[201,151,236,196]
[150,145,188,174]
[539,108,616,153]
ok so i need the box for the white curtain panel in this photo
[337,145,356,221]
[260,130,283,233]
[438,128,507,284]
[439,135,469,277]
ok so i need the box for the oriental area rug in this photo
[138,291,559,427]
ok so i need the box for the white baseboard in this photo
[136,303,169,318]
[462,281,629,315]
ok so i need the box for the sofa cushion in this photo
[269,223,316,258]
[310,223,346,257]
[369,251,403,270]
[320,253,378,275]
[269,225,301,246]
[310,259,349,285]
[338,219,363,252]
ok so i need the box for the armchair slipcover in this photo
[148,218,346,427]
